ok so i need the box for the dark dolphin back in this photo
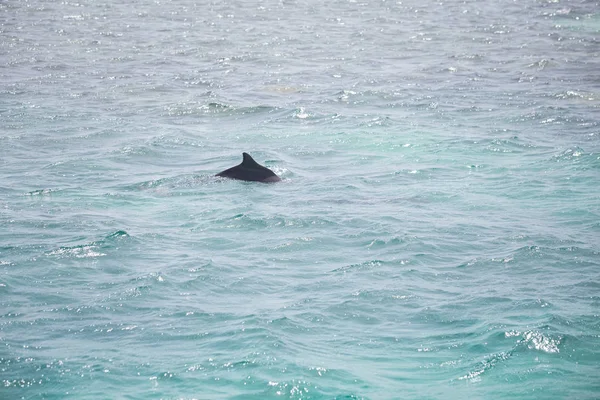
[216,153,281,183]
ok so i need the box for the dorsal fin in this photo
[241,152,261,168]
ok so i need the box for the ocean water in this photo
[1,0,600,398]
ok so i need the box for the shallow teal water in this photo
[1,0,600,399]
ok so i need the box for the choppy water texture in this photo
[1,0,600,398]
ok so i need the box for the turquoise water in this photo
[1,0,600,398]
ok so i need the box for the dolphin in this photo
[216,153,281,183]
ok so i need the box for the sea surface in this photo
[1,0,599,398]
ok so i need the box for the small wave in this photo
[116,135,204,160]
[456,255,515,268]
[63,14,86,21]
[541,7,571,17]
[212,214,338,231]
[458,351,511,382]
[460,245,568,271]
[294,107,311,119]
[510,109,584,126]
[331,260,385,273]
[115,144,164,157]
[358,115,393,128]
[483,137,538,154]
[105,230,129,240]
[508,329,562,353]
[162,101,282,118]
[337,89,358,102]
[365,236,408,248]
[162,101,226,117]
[45,231,130,259]
[259,375,363,399]
[147,134,204,149]
[554,90,595,101]
[262,85,301,94]
[24,188,58,196]
[47,245,106,259]
[551,146,586,161]
[527,58,552,70]
[128,174,216,195]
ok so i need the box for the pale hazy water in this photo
[1,0,600,398]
